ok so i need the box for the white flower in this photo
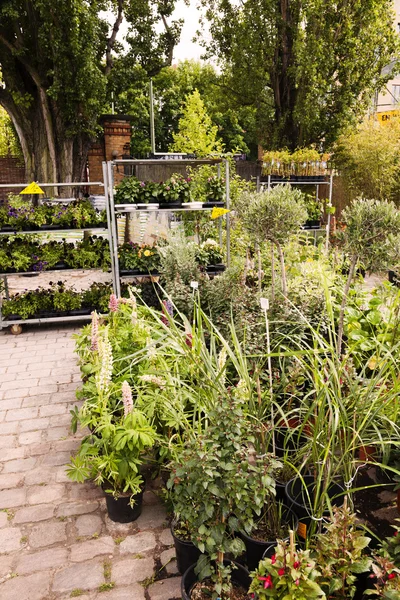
[139,374,166,388]
[146,337,157,361]
[95,328,113,392]
[121,380,133,416]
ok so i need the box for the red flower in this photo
[395,531,398,537]
[278,568,285,576]
[295,579,300,586]
[293,561,300,569]
[388,573,396,580]
[185,333,193,348]
[271,555,276,565]
[258,575,273,589]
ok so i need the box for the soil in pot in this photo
[181,560,250,600]
[103,484,145,523]
[241,504,298,571]
[285,475,344,539]
[171,521,202,575]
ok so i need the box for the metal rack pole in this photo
[107,162,121,298]
[225,160,231,268]
[102,162,116,295]
[325,173,334,252]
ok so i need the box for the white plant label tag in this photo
[190,281,199,289]
[260,297,269,310]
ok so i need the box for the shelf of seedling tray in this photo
[0,314,94,326]
[0,268,111,277]
[0,227,108,236]
[119,270,161,278]
[113,205,225,213]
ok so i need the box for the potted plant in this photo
[160,173,192,208]
[67,379,157,522]
[313,502,373,599]
[196,239,225,272]
[167,392,272,599]
[114,175,142,205]
[203,175,225,206]
[249,531,325,599]
[302,193,322,229]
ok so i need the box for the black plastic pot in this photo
[158,202,183,209]
[181,560,250,600]
[1,226,14,231]
[240,505,298,571]
[389,270,400,287]
[171,524,201,575]
[202,201,225,208]
[103,485,145,523]
[53,262,68,270]
[271,428,308,459]
[5,315,22,321]
[303,220,321,229]
[68,308,92,316]
[206,264,226,273]
[285,475,344,539]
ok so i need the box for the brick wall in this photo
[0,156,26,202]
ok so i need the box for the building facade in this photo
[375,0,400,118]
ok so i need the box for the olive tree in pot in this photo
[238,185,307,297]
[335,198,400,356]
[167,391,275,600]
[67,381,157,523]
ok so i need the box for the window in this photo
[392,85,400,102]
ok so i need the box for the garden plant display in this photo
[66,186,400,599]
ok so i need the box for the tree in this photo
[334,118,400,203]
[239,185,307,296]
[336,198,400,355]
[0,0,181,184]
[169,89,224,156]
[198,0,400,149]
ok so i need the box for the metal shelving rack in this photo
[0,166,115,332]
[104,159,231,298]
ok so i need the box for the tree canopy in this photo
[169,89,223,156]
[198,0,400,150]
[0,0,181,182]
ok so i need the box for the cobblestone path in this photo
[0,325,180,600]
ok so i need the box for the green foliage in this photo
[249,537,325,599]
[338,199,400,272]
[118,243,160,272]
[167,392,277,598]
[313,504,372,598]
[0,107,22,157]
[238,186,307,245]
[169,89,224,156]
[198,0,400,149]
[334,119,400,202]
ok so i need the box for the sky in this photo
[172,0,204,62]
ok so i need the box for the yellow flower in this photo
[144,250,151,257]
[138,250,142,257]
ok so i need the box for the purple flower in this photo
[108,294,119,312]
[140,182,146,188]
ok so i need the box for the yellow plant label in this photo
[211,207,230,219]
[20,182,45,195]
[297,522,307,539]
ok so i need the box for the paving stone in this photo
[50,414,73,427]
[27,384,58,396]
[0,513,8,529]
[0,435,16,450]
[22,394,52,408]
[70,536,114,562]
[0,422,19,435]
[68,484,104,501]
[2,379,38,392]
[0,398,23,410]
[143,490,160,505]
[159,528,174,547]
[0,474,23,491]
[160,548,179,575]
[53,437,81,452]
[148,577,182,600]
[24,467,56,486]
[3,388,30,400]
[2,456,37,473]
[18,431,42,445]
[13,504,54,524]
[119,531,157,555]
[52,561,105,593]
[0,488,26,510]
[19,418,50,432]
[39,404,67,417]
[56,501,100,518]
[5,407,38,422]
[29,521,67,548]
[94,587,145,600]
[136,504,168,530]
[0,555,13,578]
[112,556,154,586]
[0,527,22,553]
[16,547,68,574]
[75,514,103,537]
[1,447,25,461]
[28,442,51,456]
[0,570,51,600]
[41,451,71,466]
[27,483,65,505]
[46,426,69,440]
